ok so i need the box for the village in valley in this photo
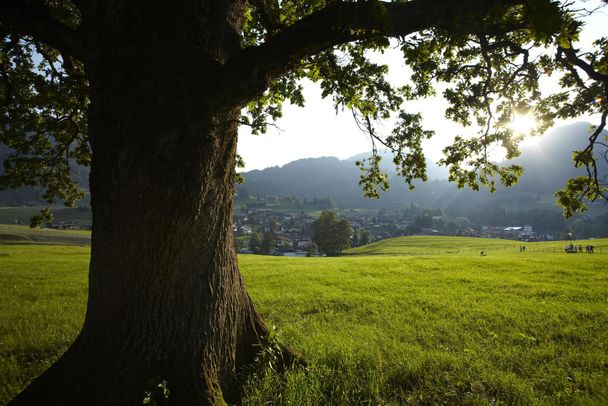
[231,199,556,257]
[4,193,605,256]
[5,195,600,257]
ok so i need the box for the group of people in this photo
[565,244,595,253]
[479,243,597,256]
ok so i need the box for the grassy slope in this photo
[0,225,90,246]
[0,207,92,226]
[1,238,607,404]
[345,235,608,255]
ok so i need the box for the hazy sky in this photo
[238,1,607,171]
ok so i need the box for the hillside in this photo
[238,122,608,212]
[344,235,608,256]
[0,224,91,245]
[240,155,452,209]
[2,122,607,214]
[505,122,608,193]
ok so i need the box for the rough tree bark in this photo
[11,1,271,405]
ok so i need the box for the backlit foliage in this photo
[1,0,607,221]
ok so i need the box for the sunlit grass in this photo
[1,238,607,404]
[344,235,607,256]
[0,245,89,402]
[240,250,608,404]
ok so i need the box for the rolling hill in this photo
[2,122,607,213]
[238,122,608,212]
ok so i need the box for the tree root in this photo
[275,343,308,373]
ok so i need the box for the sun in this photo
[508,113,537,136]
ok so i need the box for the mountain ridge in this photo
[238,122,608,212]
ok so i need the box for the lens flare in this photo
[509,113,536,136]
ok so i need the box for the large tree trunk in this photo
[11,2,272,405]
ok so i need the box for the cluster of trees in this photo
[247,231,275,255]
[450,206,608,238]
[564,214,608,239]
[399,208,608,238]
[312,211,352,256]
[351,228,372,247]
[369,204,608,238]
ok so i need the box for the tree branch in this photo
[222,0,526,105]
[0,0,84,60]
[558,45,608,82]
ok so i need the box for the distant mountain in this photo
[507,122,608,193]
[2,122,606,212]
[343,151,450,181]
[238,122,608,212]
[0,143,90,206]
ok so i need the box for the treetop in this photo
[0,0,606,223]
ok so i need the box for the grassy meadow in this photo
[0,206,92,227]
[0,245,89,402]
[1,231,607,404]
[345,235,608,256]
[0,224,91,246]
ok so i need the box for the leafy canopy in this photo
[241,0,608,215]
[1,0,607,223]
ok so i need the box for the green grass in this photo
[0,245,89,402]
[345,235,608,256]
[0,225,90,246]
[0,206,92,226]
[1,237,607,404]
[240,249,608,405]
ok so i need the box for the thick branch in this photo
[559,45,608,82]
[222,0,526,105]
[0,0,84,60]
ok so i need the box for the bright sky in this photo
[238,1,607,171]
